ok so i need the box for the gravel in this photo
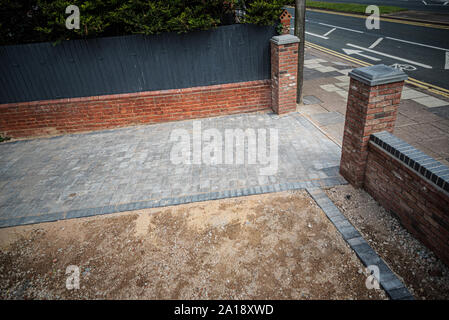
[325,184,449,299]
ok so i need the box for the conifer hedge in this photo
[0,0,287,45]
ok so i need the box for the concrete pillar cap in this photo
[349,64,408,86]
[270,34,300,45]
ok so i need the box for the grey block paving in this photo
[0,112,345,228]
[306,187,414,300]
[303,95,323,105]
[311,112,345,126]
[428,105,449,120]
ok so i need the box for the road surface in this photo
[309,0,449,12]
[287,8,449,91]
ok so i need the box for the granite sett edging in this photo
[306,187,414,300]
[0,177,347,229]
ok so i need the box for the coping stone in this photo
[270,34,300,45]
[349,64,408,86]
[370,131,449,192]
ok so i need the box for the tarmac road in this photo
[308,0,449,12]
[287,8,449,91]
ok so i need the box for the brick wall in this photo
[1,15,298,139]
[365,132,449,265]
[1,33,301,138]
[340,77,404,187]
[0,80,271,138]
[340,65,449,266]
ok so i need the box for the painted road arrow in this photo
[342,48,381,61]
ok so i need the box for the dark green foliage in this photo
[0,0,287,45]
[242,0,286,26]
[0,0,48,45]
[0,135,11,142]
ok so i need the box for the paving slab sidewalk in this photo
[300,46,449,167]
[384,10,449,26]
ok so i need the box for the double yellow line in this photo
[306,41,449,98]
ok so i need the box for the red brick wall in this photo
[0,80,271,138]
[365,142,449,266]
[340,78,404,187]
[270,41,298,114]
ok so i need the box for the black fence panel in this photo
[0,24,276,104]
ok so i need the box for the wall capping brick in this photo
[370,131,449,193]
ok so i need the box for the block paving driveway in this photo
[0,112,345,228]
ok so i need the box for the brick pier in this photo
[270,34,300,115]
[339,65,408,187]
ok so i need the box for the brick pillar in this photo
[270,34,299,115]
[340,64,408,188]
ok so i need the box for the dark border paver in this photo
[0,177,347,228]
[306,187,414,300]
[371,131,449,192]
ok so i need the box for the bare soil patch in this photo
[325,185,449,300]
[0,190,386,299]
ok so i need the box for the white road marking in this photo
[369,37,384,49]
[346,43,433,69]
[342,48,381,61]
[306,32,329,39]
[446,51,449,69]
[390,63,417,71]
[323,28,337,37]
[386,37,449,52]
[422,0,448,5]
[318,22,364,34]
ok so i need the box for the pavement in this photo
[299,46,449,166]
[286,7,449,92]
[0,112,345,228]
[385,10,449,25]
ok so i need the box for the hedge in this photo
[0,0,287,45]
